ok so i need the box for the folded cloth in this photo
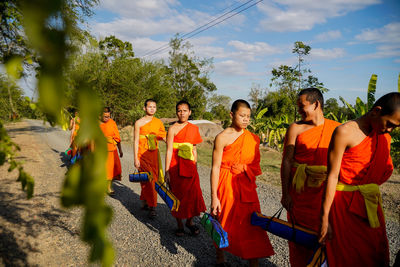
[154,181,180,211]
[251,209,318,249]
[201,213,229,248]
[129,171,151,182]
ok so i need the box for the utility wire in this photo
[140,0,262,59]
[140,0,254,58]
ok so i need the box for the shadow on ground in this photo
[111,182,277,266]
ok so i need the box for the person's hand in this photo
[165,171,170,187]
[319,216,332,244]
[211,197,221,216]
[134,159,140,169]
[119,150,123,158]
[281,193,293,211]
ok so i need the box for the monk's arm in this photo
[117,142,123,158]
[319,126,347,243]
[133,121,140,168]
[280,123,297,211]
[210,134,224,215]
[164,126,175,183]
[193,145,198,163]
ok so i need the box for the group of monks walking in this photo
[77,89,400,267]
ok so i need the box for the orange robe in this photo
[138,117,166,207]
[100,119,122,180]
[326,131,393,267]
[287,119,339,266]
[169,123,206,219]
[218,130,274,259]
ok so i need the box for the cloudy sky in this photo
[88,0,400,104]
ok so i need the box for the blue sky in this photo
[87,0,399,104]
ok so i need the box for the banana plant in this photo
[339,74,377,118]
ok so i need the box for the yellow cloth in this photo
[336,182,382,228]
[106,136,117,145]
[292,162,327,193]
[140,134,157,150]
[139,134,164,183]
[173,142,194,161]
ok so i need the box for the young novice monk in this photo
[165,100,206,237]
[210,99,274,267]
[281,88,340,266]
[100,107,123,195]
[319,92,400,266]
[134,99,166,218]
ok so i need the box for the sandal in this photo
[148,208,156,219]
[175,228,185,237]
[141,204,149,211]
[185,223,200,236]
[107,190,115,196]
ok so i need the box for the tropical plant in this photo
[339,74,377,118]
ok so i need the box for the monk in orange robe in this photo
[211,99,274,267]
[281,88,340,266]
[320,92,400,267]
[134,99,166,218]
[100,107,123,195]
[165,100,206,237]
[69,110,80,158]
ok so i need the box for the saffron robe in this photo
[169,123,206,219]
[138,117,166,207]
[100,119,122,180]
[326,131,393,267]
[218,130,274,259]
[287,119,339,266]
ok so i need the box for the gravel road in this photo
[1,119,399,266]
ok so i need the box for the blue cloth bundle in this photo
[200,213,229,248]
[251,209,318,249]
[129,171,151,182]
[154,181,180,211]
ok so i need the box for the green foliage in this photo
[367,74,377,110]
[0,120,34,198]
[65,40,176,125]
[207,94,231,122]
[249,107,288,151]
[391,128,400,168]
[167,36,217,119]
[5,0,115,265]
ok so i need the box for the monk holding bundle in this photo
[281,88,340,266]
[100,107,123,195]
[319,92,400,266]
[165,100,206,237]
[69,109,80,158]
[211,99,274,267]
[134,99,166,218]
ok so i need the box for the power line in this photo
[140,0,254,58]
[140,0,263,59]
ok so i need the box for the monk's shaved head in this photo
[231,99,250,113]
[144,99,156,107]
[298,88,324,110]
[103,107,111,114]
[372,92,400,116]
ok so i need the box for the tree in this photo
[292,41,311,91]
[167,36,217,119]
[248,83,267,110]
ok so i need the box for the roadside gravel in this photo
[1,119,399,266]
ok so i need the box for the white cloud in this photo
[354,22,400,44]
[353,22,400,60]
[314,30,342,42]
[226,40,282,61]
[310,48,346,60]
[214,60,254,76]
[257,0,380,32]
[98,0,180,18]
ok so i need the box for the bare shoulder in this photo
[286,122,305,137]
[334,121,357,136]
[215,128,234,147]
[168,122,179,134]
[135,117,147,128]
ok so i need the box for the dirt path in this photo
[1,119,399,266]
